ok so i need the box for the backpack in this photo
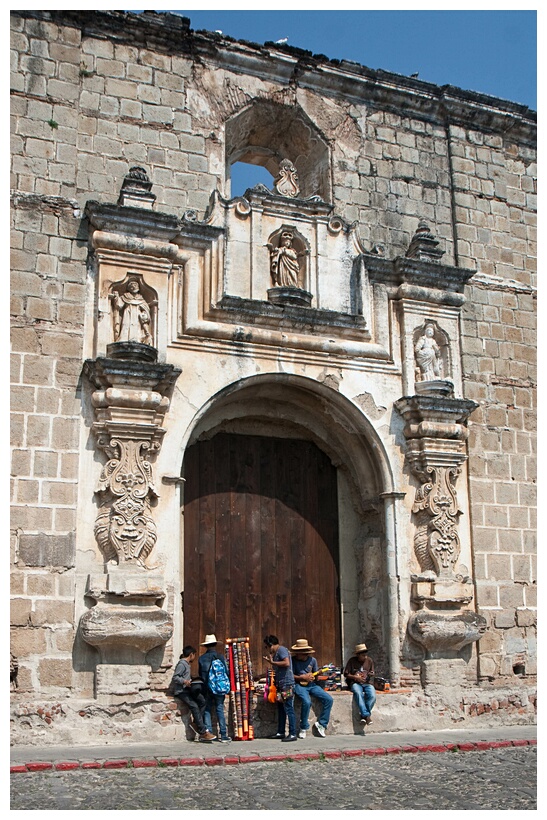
[207,657,231,695]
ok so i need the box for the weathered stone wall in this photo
[10,10,536,729]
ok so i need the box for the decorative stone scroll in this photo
[273,158,300,198]
[411,464,461,578]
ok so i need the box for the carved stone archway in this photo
[177,373,401,682]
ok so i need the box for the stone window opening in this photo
[513,663,526,676]
[224,100,331,201]
[230,158,274,198]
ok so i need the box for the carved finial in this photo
[118,166,156,209]
[273,158,300,198]
[406,219,445,263]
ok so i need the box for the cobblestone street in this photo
[10,746,536,811]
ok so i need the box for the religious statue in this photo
[110,278,153,346]
[273,158,300,198]
[415,324,443,381]
[267,230,303,288]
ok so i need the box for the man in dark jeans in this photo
[263,634,297,742]
[172,645,215,742]
[198,633,232,743]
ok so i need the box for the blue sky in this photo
[148,9,537,110]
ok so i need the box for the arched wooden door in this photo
[183,432,341,676]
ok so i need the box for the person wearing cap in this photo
[343,643,376,726]
[291,638,333,739]
[263,634,297,742]
[198,634,231,743]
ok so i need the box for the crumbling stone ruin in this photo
[10,10,536,745]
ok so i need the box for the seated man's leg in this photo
[363,683,376,716]
[294,683,312,730]
[308,683,333,727]
[178,691,206,734]
[350,682,368,718]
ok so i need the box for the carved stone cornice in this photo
[85,200,180,243]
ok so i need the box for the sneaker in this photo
[365,716,373,725]
[281,735,298,742]
[199,731,216,743]
[298,729,306,739]
[360,717,367,724]
[314,722,326,738]
[269,732,285,739]
[219,737,232,743]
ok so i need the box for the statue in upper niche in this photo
[415,323,443,381]
[110,278,153,346]
[267,229,302,287]
[274,158,300,198]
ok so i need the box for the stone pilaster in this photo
[395,389,486,683]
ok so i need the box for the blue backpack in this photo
[207,657,231,695]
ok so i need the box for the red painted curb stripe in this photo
[10,738,536,773]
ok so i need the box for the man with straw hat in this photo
[291,638,333,739]
[198,634,232,743]
[343,642,376,727]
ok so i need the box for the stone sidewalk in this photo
[10,723,536,773]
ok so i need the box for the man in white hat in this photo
[343,643,376,726]
[291,638,333,739]
[198,634,231,743]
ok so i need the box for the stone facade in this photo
[10,10,536,745]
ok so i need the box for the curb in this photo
[10,738,536,774]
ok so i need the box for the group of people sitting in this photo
[264,635,376,742]
[171,632,376,743]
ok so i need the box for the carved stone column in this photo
[395,386,486,686]
[80,341,181,699]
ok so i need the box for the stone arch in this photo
[224,100,331,200]
[177,374,399,678]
